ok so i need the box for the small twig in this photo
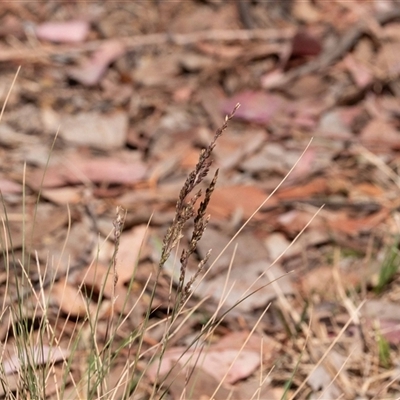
[0,29,294,63]
[236,0,255,29]
[0,66,20,121]
[267,7,400,89]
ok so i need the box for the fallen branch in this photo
[0,28,295,63]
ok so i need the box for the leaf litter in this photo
[1,1,400,399]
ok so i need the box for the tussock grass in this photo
[0,99,280,399]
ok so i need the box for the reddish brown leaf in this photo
[291,30,322,57]
[350,182,385,200]
[276,177,329,200]
[209,185,274,219]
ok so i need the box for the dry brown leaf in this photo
[169,3,237,33]
[363,299,400,321]
[133,54,181,86]
[28,155,147,189]
[264,232,292,261]
[163,366,234,400]
[277,209,325,235]
[285,75,327,99]
[327,209,389,236]
[209,185,273,219]
[3,344,70,375]
[179,146,202,169]
[60,111,128,149]
[261,69,286,89]
[292,0,321,23]
[276,177,329,200]
[360,118,400,151]
[197,228,270,278]
[41,187,83,205]
[77,263,115,298]
[115,225,148,283]
[0,14,23,39]
[241,142,287,175]
[213,331,278,357]
[382,22,400,40]
[350,182,385,200]
[147,331,273,387]
[377,41,400,76]
[68,40,125,86]
[298,262,368,299]
[197,260,294,313]
[344,54,374,89]
[196,41,244,59]
[215,128,266,170]
[307,358,343,398]
[73,263,143,319]
[318,108,358,139]
[50,278,90,318]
